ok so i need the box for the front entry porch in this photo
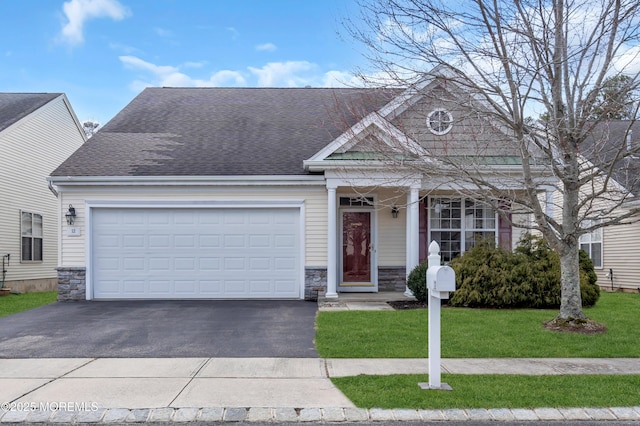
[318,290,416,311]
[325,178,422,299]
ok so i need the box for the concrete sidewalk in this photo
[1,357,640,423]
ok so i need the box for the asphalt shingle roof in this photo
[0,93,61,133]
[51,87,396,177]
[582,120,640,196]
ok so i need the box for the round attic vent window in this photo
[427,109,453,135]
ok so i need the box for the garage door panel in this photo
[275,235,296,248]
[199,235,221,248]
[92,208,300,299]
[249,235,270,248]
[123,211,145,225]
[199,258,220,270]
[149,235,171,248]
[175,280,197,294]
[276,280,297,293]
[123,280,146,293]
[97,234,119,248]
[123,257,145,271]
[224,280,247,293]
[149,280,171,293]
[200,280,222,294]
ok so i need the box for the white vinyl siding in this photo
[595,216,640,290]
[58,185,327,268]
[0,95,85,281]
[373,188,406,266]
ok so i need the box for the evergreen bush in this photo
[406,261,429,303]
[428,234,603,308]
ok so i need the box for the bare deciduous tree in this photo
[344,0,640,323]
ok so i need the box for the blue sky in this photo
[0,0,366,125]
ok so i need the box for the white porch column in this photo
[405,186,420,296]
[326,185,338,298]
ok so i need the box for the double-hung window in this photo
[21,211,43,262]
[579,220,603,268]
[429,197,497,262]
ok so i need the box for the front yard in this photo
[316,292,640,358]
[317,292,640,409]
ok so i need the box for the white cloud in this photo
[120,55,178,76]
[321,70,366,87]
[256,43,277,52]
[611,44,640,76]
[248,61,318,86]
[119,56,363,90]
[60,0,130,45]
[119,55,246,88]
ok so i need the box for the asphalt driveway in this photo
[0,300,318,358]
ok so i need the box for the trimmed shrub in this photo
[406,261,429,303]
[441,234,600,308]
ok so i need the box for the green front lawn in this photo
[332,374,640,409]
[0,291,57,318]
[316,292,640,358]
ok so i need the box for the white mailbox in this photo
[426,265,456,293]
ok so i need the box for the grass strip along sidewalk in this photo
[333,374,640,409]
[317,292,640,409]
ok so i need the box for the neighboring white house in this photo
[577,120,640,292]
[49,69,548,301]
[0,93,86,293]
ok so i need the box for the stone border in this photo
[2,406,639,423]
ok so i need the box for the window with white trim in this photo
[429,197,497,262]
[21,211,43,262]
[427,109,453,135]
[579,220,603,268]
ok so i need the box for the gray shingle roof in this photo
[51,87,396,177]
[582,120,640,196]
[0,93,61,133]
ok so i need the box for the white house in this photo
[49,73,552,301]
[0,93,86,293]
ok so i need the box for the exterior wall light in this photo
[391,205,399,219]
[65,204,76,225]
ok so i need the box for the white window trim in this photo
[427,109,453,135]
[20,210,44,263]
[580,219,603,269]
[428,196,498,261]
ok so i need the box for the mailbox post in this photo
[419,241,455,391]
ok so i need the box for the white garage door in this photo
[91,207,301,299]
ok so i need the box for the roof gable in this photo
[305,67,519,170]
[0,93,61,133]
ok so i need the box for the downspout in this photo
[48,179,59,198]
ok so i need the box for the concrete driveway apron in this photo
[0,300,318,358]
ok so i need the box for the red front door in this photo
[341,211,371,283]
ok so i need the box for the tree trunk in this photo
[558,240,586,319]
